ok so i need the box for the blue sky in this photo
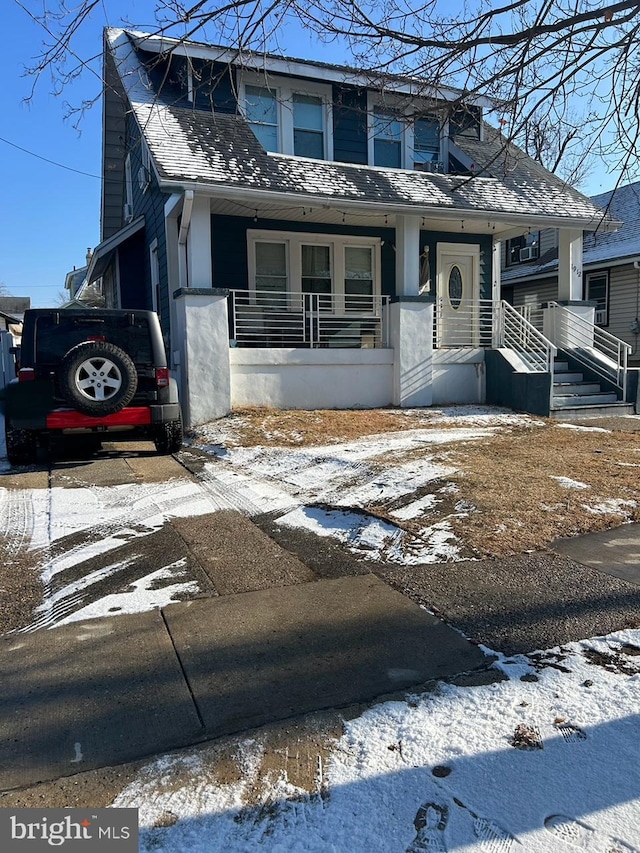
[0,1,623,309]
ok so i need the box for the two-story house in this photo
[86,28,629,425]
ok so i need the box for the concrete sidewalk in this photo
[0,574,489,791]
[552,522,640,586]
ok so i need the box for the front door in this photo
[436,243,480,347]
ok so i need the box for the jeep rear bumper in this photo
[45,404,181,431]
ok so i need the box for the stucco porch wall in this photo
[229,347,394,410]
[431,348,486,404]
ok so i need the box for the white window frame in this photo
[585,270,610,326]
[367,92,446,170]
[248,230,381,313]
[239,73,333,160]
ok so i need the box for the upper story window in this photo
[293,94,324,158]
[372,109,403,168]
[368,98,443,171]
[506,232,540,266]
[245,85,279,152]
[413,117,441,170]
[241,75,332,160]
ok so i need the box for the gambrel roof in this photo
[107,29,611,230]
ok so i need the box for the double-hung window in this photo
[369,101,443,170]
[413,117,441,170]
[345,246,374,310]
[242,76,331,159]
[254,240,288,307]
[372,108,403,168]
[585,271,609,326]
[293,94,325,158]
[245,85,279,152]
[249,232,380,312]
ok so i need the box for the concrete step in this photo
[550,402,635,421]
[553,361,570,372]
[553,382,602,395]
[554,371,584,383]
[553,392,619,407]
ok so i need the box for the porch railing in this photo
[230,289,389,349]
[433,298,496,348]
[547,301,631,398]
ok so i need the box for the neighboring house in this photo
[0,299,29,390]
[501,181,640,364]
[86,28,626,425]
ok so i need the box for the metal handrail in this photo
[547,301,631,399]
[497,300,557,372]
[433,297,496,348]
[230,289,389,349]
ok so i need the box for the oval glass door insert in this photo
[448,265,463,309]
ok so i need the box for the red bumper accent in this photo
[46,407,152,429]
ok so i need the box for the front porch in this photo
[172,286,636,427]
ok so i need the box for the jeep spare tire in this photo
[60,341,138,416]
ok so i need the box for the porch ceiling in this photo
[208,195,519,236]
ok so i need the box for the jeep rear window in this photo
[34,315,153,363]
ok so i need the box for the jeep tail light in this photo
[87,335,106,342]
[155,367,170,387]
[18,368,35,382]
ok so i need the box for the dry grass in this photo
[212,406,479,447]
[201,407,640,558]
[445,426,640,555]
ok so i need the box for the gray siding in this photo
[606,263,640,355]
[512,278,559,307]
[332,85,368,165]
[101,47,128,240]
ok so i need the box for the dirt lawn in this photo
[194,406,640,558]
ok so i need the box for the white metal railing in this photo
[516,303,545,333]
[230,289,389,349]
[498,300,557,374]
[547,301,631,399]
[433,298,496,348]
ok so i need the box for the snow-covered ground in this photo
[112,629,640,852]
[1,406,640,849]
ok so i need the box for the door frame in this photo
[435,242,481,347]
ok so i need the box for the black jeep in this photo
[4,308,183,465]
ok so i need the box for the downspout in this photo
[178,190,194,289]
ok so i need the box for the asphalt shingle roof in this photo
[110,29,608,226]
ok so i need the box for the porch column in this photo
[173,288,231,427]
[389,297,433,407]
[187,195,213,289]
[395,215,421,296]
[558,229,583,301]
[492,239,501,302]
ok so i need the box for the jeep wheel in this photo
[60,341,137,416]
[153,416,183,455]
[5,421,38,466]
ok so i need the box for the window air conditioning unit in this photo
[138,166,150,192]
[123,203,133,223]
[595,309,607,325]
[519,245,539,262]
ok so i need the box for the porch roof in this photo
[110,30,610,231]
